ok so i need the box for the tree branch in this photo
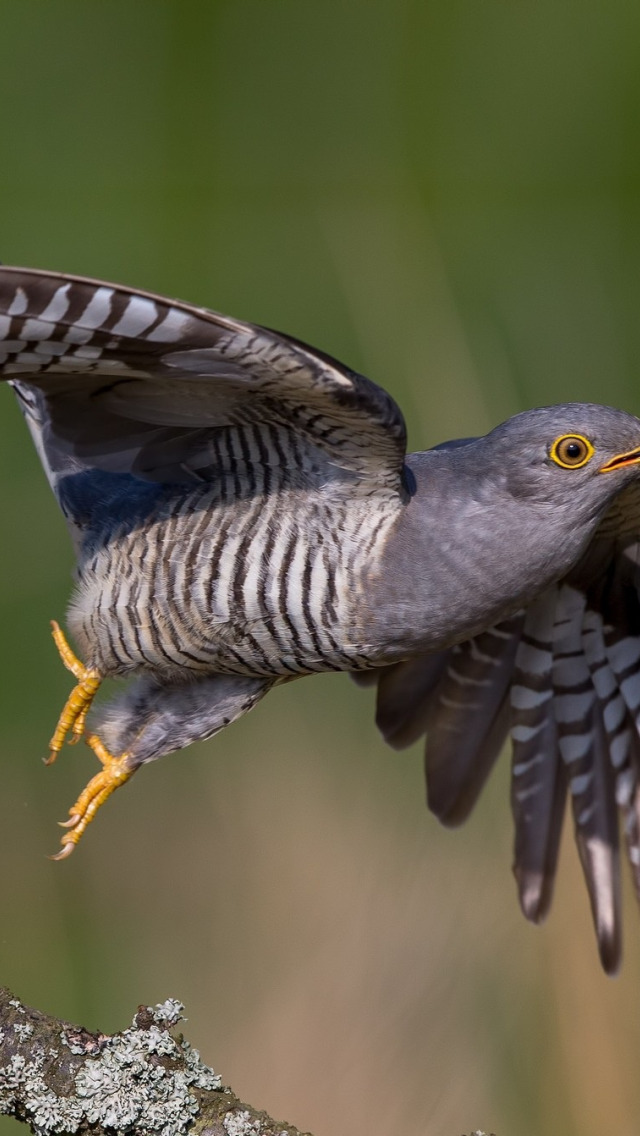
[0,987,312,1136]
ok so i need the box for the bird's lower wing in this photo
[359,564,640,973]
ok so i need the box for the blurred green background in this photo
[1,2,640,1134]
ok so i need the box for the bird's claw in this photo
[47,621,101,763]
[51,734,133,859]
[46,623,125,858]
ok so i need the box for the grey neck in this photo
[360,445,602,663]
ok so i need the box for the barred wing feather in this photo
[0,267,407,512]
[367,490,640,972]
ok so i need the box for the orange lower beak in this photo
[600,446,640,473]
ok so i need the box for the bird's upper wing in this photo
[0,267,407,532]
[360,484,640,975]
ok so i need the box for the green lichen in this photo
[0,997,221,1136]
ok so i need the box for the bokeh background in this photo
[1,3,640,1134]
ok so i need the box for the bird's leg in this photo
[52,734,134,860]
[50,671,276,859]
[47,621,102,763]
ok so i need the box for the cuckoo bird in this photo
[1,266,640,972]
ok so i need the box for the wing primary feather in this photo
[582,607,640,907]
[375,652,451,749]
[510,590,566,925]
[424,616,523,826]
[553,587,621,974]
[350,667,389,689]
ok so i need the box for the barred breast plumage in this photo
[69,475,397,680]
[5,265,640,972]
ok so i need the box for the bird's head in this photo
[417,403,640,596]
[479,403,640,519]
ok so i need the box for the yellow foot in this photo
[47,621,102,764]
[52,734,134,860]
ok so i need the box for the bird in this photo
[1,266,640,974]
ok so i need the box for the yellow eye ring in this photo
[549,433,595,470]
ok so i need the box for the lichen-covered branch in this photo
[0,988,312,1136]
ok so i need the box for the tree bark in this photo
[0,987,311,1136]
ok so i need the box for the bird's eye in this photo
[549,434,595,469]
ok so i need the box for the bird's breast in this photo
[67,485,398,680]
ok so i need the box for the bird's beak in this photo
[600,445,640,473]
